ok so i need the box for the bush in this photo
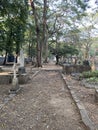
[81,70,98,78]
[83,60,90,66]
[86,77,98,83]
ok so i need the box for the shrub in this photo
[86,77,98,83]
[81,70,98,78]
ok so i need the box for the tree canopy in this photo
[0,0,98,65]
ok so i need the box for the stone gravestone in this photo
[10,62,19,93]
[18,49,26,74]
[18,49,28,84]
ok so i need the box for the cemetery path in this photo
[0,64,87,130]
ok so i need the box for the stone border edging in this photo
[31,70,41,78]
[95,88,98,103]
[61,73,97,130]
[80,80,98,89]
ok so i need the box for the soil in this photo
[65,75,98,128]
[0,63,95,130]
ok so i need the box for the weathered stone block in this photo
[0,74,12,84]
[18,67,26,74]
[18,73,29,84]
[63,64,91,74]
[95,88,98,103]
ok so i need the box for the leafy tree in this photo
[50,43,79,64]
[0,0,28,64]
[30,0,43,67]
[77,11,98,60]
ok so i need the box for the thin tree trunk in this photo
[3,51,7,65]
[15,41,20,63]
[15,54,18,63]
[43,0,48,63]
[84,46,89,59]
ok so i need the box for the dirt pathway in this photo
[0,68,87,130]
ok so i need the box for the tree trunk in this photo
[56,54,59,64]
[84,46,89,59]
[15,42,20,63]
[30,0,42,67]
[43,0,48,63]
[3,52,7,65]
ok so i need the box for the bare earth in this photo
[65,75,98,128]
[0,64,87,130]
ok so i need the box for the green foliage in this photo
[86,77,98,83]
[0,0,28,54]
[62,45,79,56]
[0,0,97,62]
[50,43,79,57]
[81,71,98,78]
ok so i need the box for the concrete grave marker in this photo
[10,62,20,93]
[18,49,26,74]
[20,49,24,67]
